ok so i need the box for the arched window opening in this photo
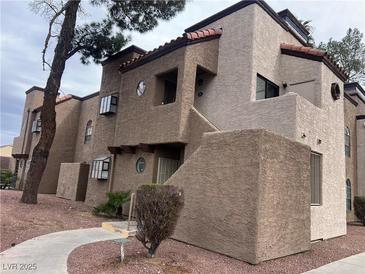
[84,120,92,144]
[344,127,350,157]
[346,179,352,211]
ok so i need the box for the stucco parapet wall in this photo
[11,136,23,156]
[167,129,311,264]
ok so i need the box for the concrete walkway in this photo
[304,252,365,274]
[0,227,124,274]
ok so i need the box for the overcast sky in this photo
[1,0,364,146]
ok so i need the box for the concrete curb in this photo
[303,252,365,274]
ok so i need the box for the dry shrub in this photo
[135,184,184,257]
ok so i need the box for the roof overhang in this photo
[11,154,29,159]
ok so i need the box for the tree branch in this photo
[42,1,71,71]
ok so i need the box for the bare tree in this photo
[20,0,186,204]
[21,0,80,203]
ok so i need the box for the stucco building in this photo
[11,0,365,264]
[0,145,15,171]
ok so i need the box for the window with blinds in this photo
[99,95,118,115]
[310,152,322,205]
[90,157,111,180]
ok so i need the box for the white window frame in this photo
[31,119,41,133]
[99,95,118,115]
[90,157,111,180]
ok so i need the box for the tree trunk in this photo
[148,242,160,258]
[21,0,81,204]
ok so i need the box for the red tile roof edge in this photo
[119,28,222,73]
[280,43,348,82]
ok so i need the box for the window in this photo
[346,179,352,211]
[310,152,321,205]
[99,95,118,115]
[136,157,146,173]
[90,157,110,180]
[155,69,178,105]
[31,119,41,133]
[136,80,146,96]
[84,120,92,144]
[256,74,279,100]
[345,127,350,157]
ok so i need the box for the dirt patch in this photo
[68,225,365,274]
[1,190,364,273]
[0,189,111,252]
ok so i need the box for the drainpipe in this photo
[108,154,116,192]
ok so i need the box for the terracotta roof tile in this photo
[119,28,222,72]
[280,43,348,81]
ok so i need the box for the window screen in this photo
[99,95,118,115]
[90,157,110,180]
[346,179,351,211]
[310,152,321,205]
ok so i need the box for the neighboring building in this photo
[11,0,364,264]
[343,82,365,221]
[0,145,15,171]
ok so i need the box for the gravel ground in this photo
[0,189,111,252]
[68,224,365,274]
[1,190,364,273]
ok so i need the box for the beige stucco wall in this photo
[12,88,43,156]
[357,117,365,197]
[73,95,99,163]
[0,145,13,157]
[56,163,89,201]
[184,107,218,158]
[113,39,219,148]
[344,98,358,221]
[26,99,82,194]
[294,64,346,240]
[192,4,302,130]
[167,129,311,264]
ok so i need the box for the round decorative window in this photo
[331,83,340,100]
[136,80,146,97]
[136,157,146,173]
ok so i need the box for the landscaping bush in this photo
[93,191,130,218]
[354,196,365,225]
[0,170,16,189]
[0,170,13,182]
[135,184,184,257]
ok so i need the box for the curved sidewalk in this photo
[0,227,123,274]
[303,252,365,274]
